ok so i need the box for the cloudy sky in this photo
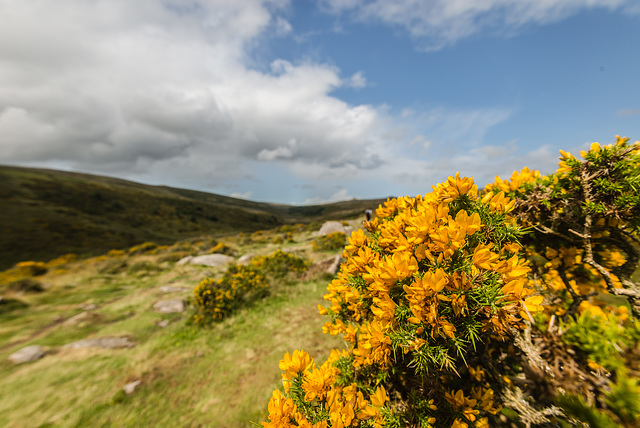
[1,0,639,204]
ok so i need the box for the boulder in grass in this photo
[188,254,234,267]
[153,299,185,313]
[176,256,193,265]
[317,221,353,237]
[62,336,136,350]
[237,253,254,265]
[304,255,343,279]
[123,380,141,394]
[8,345,45,364]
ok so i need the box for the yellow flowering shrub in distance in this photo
[263,173,542,427]
[192,250,308,324]
[192,264,268,324]
[313,232,347,252]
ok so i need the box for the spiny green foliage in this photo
[262,136,640,428]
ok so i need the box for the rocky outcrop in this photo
[178,254,235,267]
[317,221,353,237]
[153,299,185,313]
[62,336,136,350]
[8,345,45,364]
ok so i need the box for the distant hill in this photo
[0,165,388,269]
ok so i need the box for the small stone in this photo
[62,336,136,349]
[188,254,234,267]
[153,299,185,313]
[63,311,101,327]
[123,380,141,394]
[317,221,353,237]
[176,256,193,265]
[157,319,170,328]
[237,253,254,265]
[159,285,186,293]
[8,345,45,364]
[79,303,98,311]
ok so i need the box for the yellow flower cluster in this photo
[263,349,389,428]
[264,173,542,427]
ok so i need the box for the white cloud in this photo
[0,0,578,203]
[230,191,253,200]
[0,0,391,185]
[345,71,367,88]
[303,188,353,205]
[321,0,634,50]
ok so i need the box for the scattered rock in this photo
[304,255,343,279]
[63,311,101,327]
[153,299,185,313]
[327,254,342,275]
[62,336,136,350]
[8,345,45,364]
[159,285,187,293]
[79,303,98,311]
[188,254,235,267]
[237,253,254,265]
[176,255,193,265]
[317,221,353,237]
[123,380,141,394]
[157,319,170,328]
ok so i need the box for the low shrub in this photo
[128,242,158,255]
[312,232,346,252]
[191,250,309,325]
[191,264,267,324]
[8,278,44,293]
[250,250,309,279]
[15,261,48,277]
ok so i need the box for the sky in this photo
[1,0,639,205]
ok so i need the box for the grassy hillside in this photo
[0,223,352,427]
[0,165,387,270]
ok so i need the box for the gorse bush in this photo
[313,232,347,252]
[192,250,308,324]
[192,264,268,324]
[262,136,640,427]
[484,135,640,319]
[250,250,309,279]
[263,173,540,427]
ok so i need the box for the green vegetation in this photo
[261,137,640,427]
[0,222,354,427]
[312,231,347,252]
[0,165,386,270]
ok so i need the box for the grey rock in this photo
[153,299,185,313]
[176,256,194,265]
[63,311,101,327]
[79,303,98,311]
[157,319,170,328]
[326,254,342,275]
[62,336,136,350]
[8,345,45,364]
[159,285,187,293]
[188,254,234,267]
[317,221,353,237]
[237,253,254,265]
[123,380,141,394]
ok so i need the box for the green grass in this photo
[0,225,351,427]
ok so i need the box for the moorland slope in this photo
[0,165,387,269]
